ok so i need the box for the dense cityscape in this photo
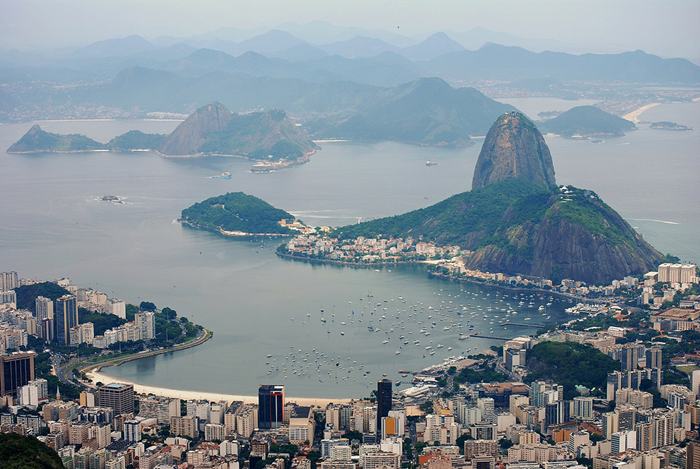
[1,263,700,469]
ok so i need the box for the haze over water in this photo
[0,98,698,397]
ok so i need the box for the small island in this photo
[180,192,305,237]
[650,120,692,131]
[539,105,636,138]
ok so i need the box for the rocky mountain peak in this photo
[472,111,556,190]
[160,102,232,155]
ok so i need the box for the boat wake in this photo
[629,218,680,225]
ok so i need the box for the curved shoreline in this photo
[278,251,605,304]
[81,327,351,406]
[80,328,214,376]
[623,103,660,123]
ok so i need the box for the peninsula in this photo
[282,112,663,285]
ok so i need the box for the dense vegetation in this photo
[335,179,551,245]
[78,308,127,335]
[181,192,294,235]
[14,282,70,312]
[8,125,105,153]
[454,364,509,384]
[334,178,660,283]
[336,180,634,251]
[106,130,166,151]
[0,433,64,469]
[539,105,636,137]
[525,341,619,399]
[661,331,700,364]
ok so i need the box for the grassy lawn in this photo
[675,364,699,375]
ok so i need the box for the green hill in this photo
[0,433,64,469]
[539,105,636,137]
[8,125,106,153]
[525,341,619,399]
[335,179,661,283]
[181,192,295,235]
[107,130,166,151]
[333,112,661,284]
[14,282,70,312]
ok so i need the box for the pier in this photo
[469,333,510,341]
[500,321,545,328]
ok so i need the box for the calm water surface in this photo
[0,99,698,397]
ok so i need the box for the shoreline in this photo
[85,368,351,407]
[278,250,605,304]
[623,102,661,123]
[181,220,294,238]
[82,327,352,407]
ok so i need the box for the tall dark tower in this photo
[376,378,392,436]
[54,295,78,346]
[258,384,285,429]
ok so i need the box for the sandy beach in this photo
[86,368,352,407]
[623,102,661,123]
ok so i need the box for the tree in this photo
[140,301,157,311]
[456,433,473,453]
[342,430,363,442]
[499,438,513,450]
[525,341,618,399]
[0,433,64,469]
[419,401,434,414]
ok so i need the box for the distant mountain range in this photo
[539,105,636,137]
[8,103,318,159]
[335,112,662,284]
[2,28,699,123]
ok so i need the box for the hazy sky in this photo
[2,0,699,60]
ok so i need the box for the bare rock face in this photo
[472,111,556,190]
[160,102,232,155]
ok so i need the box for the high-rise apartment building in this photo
[658,263,697,284]
[573,397,594,420]
[134,311,155,340]
[0,272,19,292]
[0,351,36,397]
[258,384,285,429]
[96,383,134,414]
[688,440,700,469]
[54,295,78,345]
[171,415,199,438]
[0,290,17,308]
[645,347,663,369]
[376,379,392,436]
[107,298,126,319]
[35,296,54,321]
